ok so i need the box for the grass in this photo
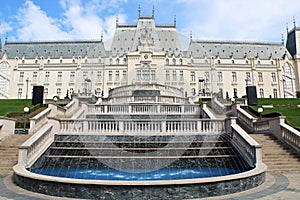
[0,99,32,116]
[248,98,300,130]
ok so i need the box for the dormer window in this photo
[217,60,221,64]
[232,60,235,64]
[166,58,169,65]
[271,60,274,65]
[35,60,38,64]
[172,59,176,65]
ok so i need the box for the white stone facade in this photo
[0,15,299,99]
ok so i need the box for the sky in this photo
[1,0,300,48]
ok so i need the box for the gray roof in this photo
[186,40,291,59]
[1,40,107,59]
[110,17,181,55]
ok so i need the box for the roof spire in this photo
[286,22,289,34]
[5,32,8,44]
[174,15,176,27]
[293,16,296,28]
[152,5,155,18]
[190,30,193,41]
[138,4,141,18]
[116,15,119,27]
[101,31,103,42]
[281,34,284,45]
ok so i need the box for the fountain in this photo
[13,84,266,199]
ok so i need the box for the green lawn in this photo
[249,98,300,130]
[0,99,32,116]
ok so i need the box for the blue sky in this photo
[1,0,300,47]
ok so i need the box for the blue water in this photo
[30,168,245,181]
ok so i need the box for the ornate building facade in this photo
[0,13,299,99]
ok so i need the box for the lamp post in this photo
[23,106,29,133]
[198,77,205,96]
[25,77,29,99]
[231,97,235,104]
[258,107,263,119]
[53,96,58,105]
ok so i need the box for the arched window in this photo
[166,58,169,65]
[282,63,296,97]
[0,62,11,96]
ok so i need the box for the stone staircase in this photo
[250,133,300,172]
[0,134,31,175]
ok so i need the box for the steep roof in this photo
[1,40,107,59]
[186,40,291,59]
[110,16,181,55]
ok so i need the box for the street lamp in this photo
[198,77,205,95]
[53,96,58,104]
[23,106,29,133]
[25,77,29,99]
[258,107,263,119]
[231,97,235,104]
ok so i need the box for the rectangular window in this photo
[273,88,278,98]
[246,72,251,80]
[137,70,141,81]
[70,72,75,82]
[97,71,102,82]
[45,72,50,82]
[205,72,209,82]
[32,72,37,82]
[142,70,150,81]
[260,88,264,98]
[108,71,112,81]
[96,88,101,96]
[151,70,156,81]
[166,70,170,81]
[83,71,88,80]
[122,70,127,81]
[258,72,263,82]
[179,71,184,81]
[57,88,61,96]
[190,71,195,82]
[18,88,22,99]
[19,72,24,82]
[69,88,74,95]
[271,73,276,82]
[57,72,62,82]
[172,70,177,81]
[233,88,237,98]
[232,72,237,82]
[44,88,48,99]
[115,71,120,81]
[217,72,222,82]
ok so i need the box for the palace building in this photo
[0,11,300,99]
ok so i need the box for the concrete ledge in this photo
[12,163,267,199]
[262,105,274,108]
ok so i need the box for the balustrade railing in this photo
[230,124,262,166]
[87,104,200,115]
[59,119,225,134]
[18,124,54,167]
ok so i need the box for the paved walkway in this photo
[0,172,299,200]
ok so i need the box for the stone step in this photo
[0,167,14,176]
[250,133,300,172]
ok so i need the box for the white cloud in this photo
[15,0,71,41]
[178,0,300,42]
[14,0,128,42]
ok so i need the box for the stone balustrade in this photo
[226,117,262,166]
[18,124,54,167]
[211,98,227,115]
[231,104,300,154]
[59,119,225,135]
[29,108,51,134]
[87,104,200,115]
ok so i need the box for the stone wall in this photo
[13,172,265,199]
